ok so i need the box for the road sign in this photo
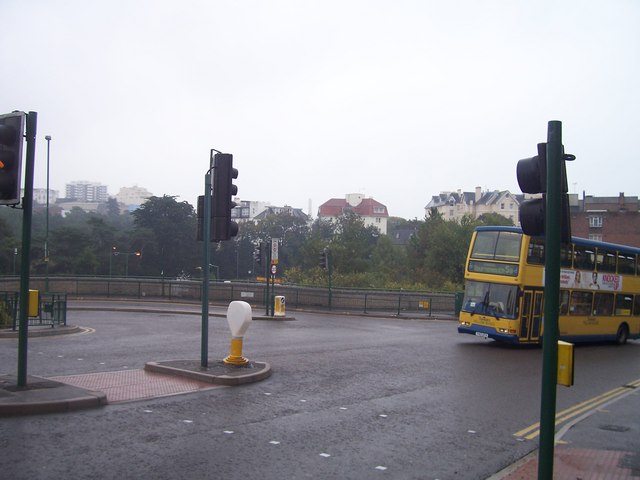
[271,264,277,275]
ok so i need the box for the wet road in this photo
[1,301,639,479]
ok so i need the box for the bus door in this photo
[519,289,544,343]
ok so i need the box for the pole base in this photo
[223,354,249,366]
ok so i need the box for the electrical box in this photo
[557,340,574,387]
[28,289,40,317]
[274,296,286,317]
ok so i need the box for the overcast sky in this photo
[3,0,639,219]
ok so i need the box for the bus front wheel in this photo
[616,324,629,345]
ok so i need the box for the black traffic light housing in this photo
[0,112,25,205]
[196,195,205,241]
[319,249,328,269]
[253,242,264,266]
[517,142,573,242]
[211,153,239,241]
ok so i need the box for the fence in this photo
[0,291,67,330]
[0,276,458,318]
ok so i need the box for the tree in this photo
[371,234,408,286]
[131,195,199,277]
[330,211,379,274]
[0,215,18,274]
[49,225,96,274]
[478,212,515,226]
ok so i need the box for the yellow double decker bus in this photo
[458,226,640,345]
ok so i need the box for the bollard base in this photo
[223,354,249,366]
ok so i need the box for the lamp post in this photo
[109,246,116,277]
[44,135,51,292]
[113,250,141,277]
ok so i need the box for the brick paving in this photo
[501,448,638,479]
[50,369,222,403]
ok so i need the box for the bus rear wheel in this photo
[616,324,629,345]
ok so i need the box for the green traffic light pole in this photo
[17,111,37,387]
[325,248,333,310]
[264,244,271,316]
[537,120,563,479]
[200,151,215,368]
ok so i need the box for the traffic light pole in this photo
[201,165,212,368]
[538,120,563,479]
[265,245,271,316]
[17,111,37,387]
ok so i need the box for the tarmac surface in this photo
[1,319,639,479]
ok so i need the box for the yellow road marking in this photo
[514,378,640,440]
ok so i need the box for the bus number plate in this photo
[475,332,489,339]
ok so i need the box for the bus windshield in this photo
[461,280,519,319]
[470,230,522,262]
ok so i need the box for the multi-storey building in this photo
[317,193,389,234]
[231,199,309,223]
[425,187,520,224]
[65,181,109,202]
[570,192,640,247]
[22,188,59,205]
[115,185,153,211]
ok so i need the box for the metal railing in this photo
[0,291,67,330]
[0,276,457,318]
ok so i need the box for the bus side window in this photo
[560,244,573,268]
[527,239,544,265]
[570,291,593,316]
[615,294,632,316]
[574,245,595,270]
[559,290,569,315]
[617,253,636,275]
[593,293,614,316]
[596,249,616,273]
[634,295,640,316]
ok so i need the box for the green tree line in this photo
[0,196,512,291]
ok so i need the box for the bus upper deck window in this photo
[527,239,544,265]
[560,244,573,268]
[573,246,595,270]
[618,253,636,275]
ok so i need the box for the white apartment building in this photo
[425,186,521,225]
[65,181,109,202]
[115,185,153,210]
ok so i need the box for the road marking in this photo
[514,378,640,440]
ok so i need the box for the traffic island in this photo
[0,374,107,416]
[0,325,84,339]
[144,359,271,386]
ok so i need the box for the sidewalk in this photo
[491,385,640,479]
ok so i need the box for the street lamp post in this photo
[44,135,51,292]
[109,246,116,277]
[113,250,141,277]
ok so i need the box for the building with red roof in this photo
[317,193,389,234]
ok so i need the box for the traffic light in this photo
[319,249,328,269]
[212,153,239,241]
[516,143,546,237]
[0,112,25,205]
[196,195,205,241]
[516,142,572,242]
[253,242,264,265]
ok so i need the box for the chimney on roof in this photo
[475,186,482,202]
